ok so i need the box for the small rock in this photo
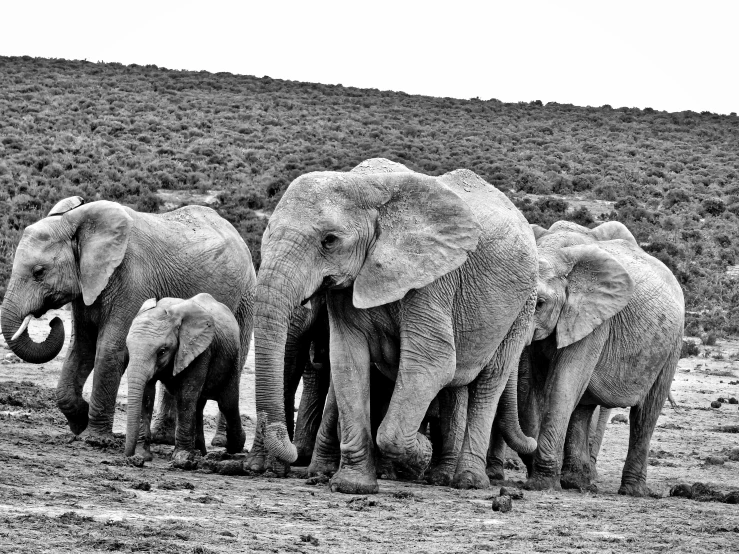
[729,397,738,404]
[705,456,726,466]
[300,534,319,546]
[723,491,739,504]
[217,460,245,476]
[392,490,416,500]
[669,483,693,498]
[125,455,145,468]
[610,414,628,424]
[718,397,727,403]
[131,481,151,491]
[728,447,739,462]
[492,495,512,513]
[710,401,722,408]
[220,531,235,537]
[499,487,524,500]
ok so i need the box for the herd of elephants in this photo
[0,157,684,498]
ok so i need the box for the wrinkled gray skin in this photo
[246,296,331,471]
[512,220,684,496]
[1,197,255,444]
[124,294,246,467]
[251,158,538,494]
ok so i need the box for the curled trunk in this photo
[254,267,305,464]
[1,300,65,364]
[497,365,538,455]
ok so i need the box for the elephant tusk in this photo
[11,314,33,341]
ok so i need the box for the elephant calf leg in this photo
[150,383,177,445]
[426,386,468,486]
[219,385,246,454]
[307,383,341,477]
[560,404,597,491]
[210,412,229,448]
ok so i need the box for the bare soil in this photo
[0,310,737,553]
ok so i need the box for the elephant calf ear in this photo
[353,173,482,309]
[589,221,638,246]
[173,303,216,376]
[48,196,84,217]
[556,244,635,348]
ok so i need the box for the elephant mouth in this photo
[301,275,350,305]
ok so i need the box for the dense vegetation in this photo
[1,56,739,335]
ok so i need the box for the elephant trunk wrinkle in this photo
[125,370,150,457]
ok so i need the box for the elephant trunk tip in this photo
[264,421,298,463]
[518,436,538,455]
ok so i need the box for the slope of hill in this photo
[1,56,738,334]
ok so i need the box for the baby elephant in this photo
[124,293,246,467]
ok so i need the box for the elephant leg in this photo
[56,318,96,436]
[619,353,678,497]
[326,314,377,494]
[150,382,177,445]
[426,386,468,486]
[294,360,330,465]
[561,404,597,491]
[307,378,341,477]
[524,328,606,492]
[86,324,129,441]
[486,426,508,482]
[210,412,229,448]
[219,374,246,454]
[134,379,157,462]
[588,406,611,480]
[195,398,207,456]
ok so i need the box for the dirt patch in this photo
[0,309,738,552]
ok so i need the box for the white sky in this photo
[1,1,737,114]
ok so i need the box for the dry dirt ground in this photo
[0,309,737,553]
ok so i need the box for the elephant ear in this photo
[531,224,550,241]
[556,244,635,348]
[48,196,84,217]
[589,221,638,245]
[137,298,158,314]
[353,172,482,309]
[171,298,216,376]
[62,201,133,306]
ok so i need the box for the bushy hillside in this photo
[1,56,739,335]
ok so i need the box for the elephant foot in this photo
[135,442,154,463]
[83,431,124,449]
[172,449,202,470]
[329,468,379,495]
[486,462,506,483]
[376,455,399,480]
[225,429,246,454]
[150,426,176,445]
[425,464,455,486]
[618,481,651,497]
[211,433,228,448]
[242,449,290,477]
[307,456,340,477]
[523,473,561,491]
[452,469,490,490]
[561,463,595,492]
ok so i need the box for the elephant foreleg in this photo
[561,404,598,491]
[56,313,96,436]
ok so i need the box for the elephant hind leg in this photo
[426,386,468,486]
[619,346,680,497]
[485,427,507,482]
[561,404,597,491]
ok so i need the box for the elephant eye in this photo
[32,265,46,280]
[157,347,167,357]
[536,298,546,309]
[321,234,339,249]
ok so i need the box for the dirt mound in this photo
[0,380,66,426]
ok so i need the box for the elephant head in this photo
[254,159,481,463]
[532,238,635,349]
[1,198,133,363]
[124,294,216,457]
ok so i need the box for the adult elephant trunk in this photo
[497,364,537,455]
[254,256,313,464]
[1,294,65,364]
[124,367,149,457]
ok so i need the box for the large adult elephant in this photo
[251,158,538,494]
[513,220,684,496]
[1,197,255,443]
